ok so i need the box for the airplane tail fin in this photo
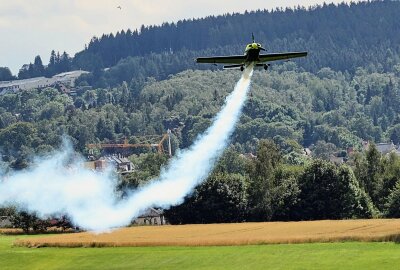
[252,33,255,43]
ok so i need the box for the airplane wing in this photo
[259,52,308,62]
[196,55,246,64]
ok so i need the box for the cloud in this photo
[0,0,358,74]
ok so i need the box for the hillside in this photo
[74,0,400,84]
[9,1,400,85]
[2,64,400,157]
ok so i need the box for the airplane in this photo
[117,6,122,10]
[196,34,307,71]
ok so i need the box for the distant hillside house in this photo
[132,208,166,225]
[329,155,344,165]
[376,143,397,155]
[363,141,397,155]
[0,70,88,95]
[87,156,135,174]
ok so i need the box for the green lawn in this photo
[1,234,399,270]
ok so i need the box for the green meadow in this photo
[1,234,400,270]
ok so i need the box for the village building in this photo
[0,70,88,95]
[329,155,344,165]
[132,208,166,225]
[376,142,396,155]
[85,155,135,174]
[362,141,398,156]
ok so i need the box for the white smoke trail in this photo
[0,66,254,231]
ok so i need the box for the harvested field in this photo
[0,228,23,235]
[17,219,400,247]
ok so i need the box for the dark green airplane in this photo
[196,34,307,71]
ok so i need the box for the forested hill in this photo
[9,1,400,85]
[74,0,400,75]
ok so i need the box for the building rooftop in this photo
[138,208,164,218]
[376,142,396,154]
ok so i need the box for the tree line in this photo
[74,0,400,74]
[16,51,73,80]
[164,139,400,224]
[3,139,400,231]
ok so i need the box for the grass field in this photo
[17,219,400,247]
[1,234,400,270]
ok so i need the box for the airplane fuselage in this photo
[244,43,263,64]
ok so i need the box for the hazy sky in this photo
[0,0,358,74]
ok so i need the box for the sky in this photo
[0,0,359,75]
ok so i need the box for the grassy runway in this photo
[1,234,400,270]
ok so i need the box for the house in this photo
[329,155,344,165]
[104,156,135,174]
[376,142,396,155]
[0,216,12,228]
[362,141,397,155]
[132,208,166,225]
[0,70,88,95]
[90,155,135,174]
[239,153,257,159]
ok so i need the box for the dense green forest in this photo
[2,63,400,159]
[2,62,400,222]
[74,0,400,73]
[6,1,400,85]
[2,0,400,226]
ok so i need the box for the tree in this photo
[377,152,400,211]
[118,153,169,193]
[247,139,281,221]
[165,173,248,224]
[270,166,301,220]
[365,143,382,205]
[385,181,400,218]
[312,140,337,160]
[0,122,38,154]
[33,55,45,77]
[10,211,49,233]
[59,51,72,72]
[388,124,400,145]
[295,160,375,220]
[96,117,115,140]
[0,67,15,81]
[214,147,250,175]
[39,101,64,120]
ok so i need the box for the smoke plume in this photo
[0,66,254,231]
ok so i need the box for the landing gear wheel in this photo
[240,66,244,71]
